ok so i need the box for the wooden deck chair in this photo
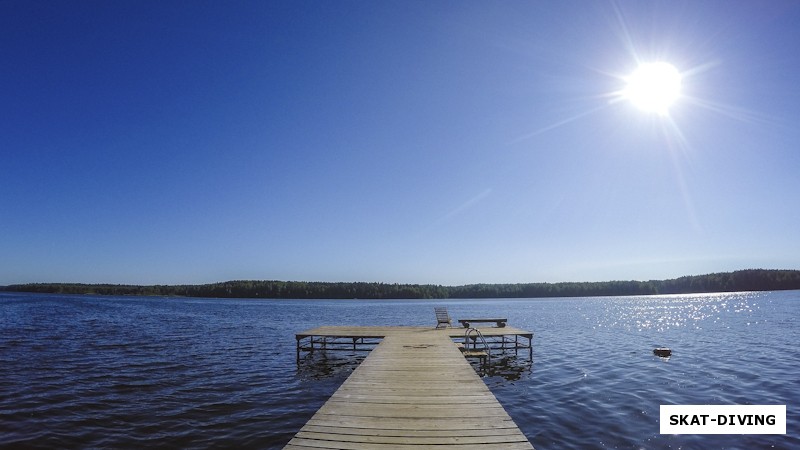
[434,307,452,329]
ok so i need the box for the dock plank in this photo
[295,430,530,445]
[286,438,533,450]
[299,425,525,437]
[304,416,522,430]
[286,328,533,449]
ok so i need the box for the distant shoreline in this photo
[3,269,800,300]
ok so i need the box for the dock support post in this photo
[529,336,532,359]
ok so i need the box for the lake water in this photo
[1,290,797,449]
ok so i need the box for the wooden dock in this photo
[287,326,534,449]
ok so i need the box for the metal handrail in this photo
[463,327,491,364]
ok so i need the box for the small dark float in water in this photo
[653,347,672,357]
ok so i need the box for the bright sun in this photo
[624,62,682,114]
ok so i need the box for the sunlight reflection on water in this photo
[587,292,762,332]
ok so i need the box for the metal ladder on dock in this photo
[460,327,491,365]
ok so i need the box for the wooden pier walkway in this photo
[286,327,534,449]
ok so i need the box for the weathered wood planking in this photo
[286,328,534,449]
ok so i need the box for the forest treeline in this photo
[4,269,800,299]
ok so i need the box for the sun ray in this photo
[609,0,644,65]
[508,103,611,144]
[682,96,778,125]
[659,115,703,233]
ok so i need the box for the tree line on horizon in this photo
[4,269,800,300]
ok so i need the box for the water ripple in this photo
[1,291,798,449]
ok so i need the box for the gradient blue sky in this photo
[2,1,799,286]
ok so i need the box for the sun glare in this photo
[624,62,682,114]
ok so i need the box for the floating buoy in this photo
[653,347,672,357]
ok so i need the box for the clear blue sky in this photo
[2,1,799,286]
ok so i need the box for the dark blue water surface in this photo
[1,291,797,449]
